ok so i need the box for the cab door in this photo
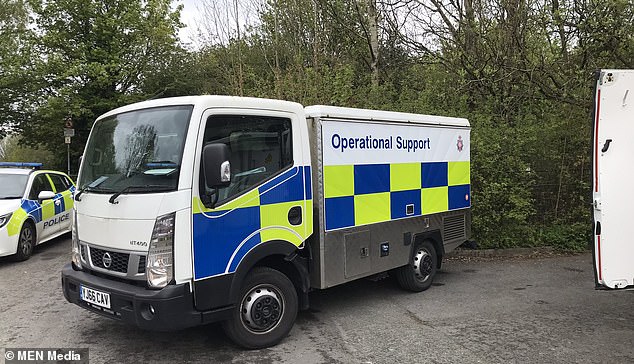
[593,70,634,289]
[27,173,58,242]
[191,108,312,310]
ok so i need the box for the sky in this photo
[176,0,202,46]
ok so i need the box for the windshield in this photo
[78,105,193,192]
[0,174,28,199]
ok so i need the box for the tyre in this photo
[13,222,35,261]
[222,266,298,349]
[395,240,438,292]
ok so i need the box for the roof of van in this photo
[96,96,305,121]
[304,105,469,127]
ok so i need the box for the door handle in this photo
[55,199,61,206]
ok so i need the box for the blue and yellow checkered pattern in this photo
[323,162,470,231]
[192,166,312,279]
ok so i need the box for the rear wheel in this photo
[222,267,298,349]
[395,240,438,292]
[13,222,35,261]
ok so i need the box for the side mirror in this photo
[38,191,56,201]
[202,143,231,189]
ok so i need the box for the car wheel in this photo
[13,222,35,261]
[222,266,298,349]
[395,240,438,292]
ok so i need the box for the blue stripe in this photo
[259,166,304,205]
[325,196,355,230]
[354,164,390,195]
[54,194,65,214]
[304,166,312,200]
[193,206,261,279]
[21,200,41,223]
[390,190,421,219]
[449,184,471,210]
[422,162,448,188]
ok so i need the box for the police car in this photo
[0,162,75,261]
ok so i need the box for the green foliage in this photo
[538,223,591,252]
[17,0,187,171]
[4,0,629,250]
[0,135,57,167]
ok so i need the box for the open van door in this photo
[593,69,634,289]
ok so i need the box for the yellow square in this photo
[422,187,448,214]
[354,192,390,225]
[390,163,421,191]
[260,201,306,246]
[448,161,470,186]
[324,165,354,198]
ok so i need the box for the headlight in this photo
[0,212,12,228]
[146,213,175,288]
[71,209,82,269]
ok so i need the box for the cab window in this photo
[49,174,69,192]
[29,175,53,200]
[201,115,293,204]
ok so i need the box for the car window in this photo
[200,114,293,205]
[28,174,53,200]
[49,174,69,192]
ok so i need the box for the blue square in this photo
[325,196,355,230]
[391,190,421,219]
[449,184,471,210]
[354,164,390,195]
[422,162,448,188]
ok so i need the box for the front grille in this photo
[138,255,146,273]
[443,214,466,241]
[89,247,129,273]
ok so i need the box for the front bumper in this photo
[61,264,232,331]
[0,228,18,257]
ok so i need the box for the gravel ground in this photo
[1,235,632,364]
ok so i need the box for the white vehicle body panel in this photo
[593,69,634,289]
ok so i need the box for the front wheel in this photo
[13,222,35,261]
[395,240,438,292]
[222,267,298,349]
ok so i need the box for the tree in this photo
[0,0,36,138]
[19,0,188,171]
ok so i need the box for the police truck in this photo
[61,97,471,348]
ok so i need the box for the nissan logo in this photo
[102,252,112,268]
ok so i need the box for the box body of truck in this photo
[61,96,470,348]
[592,70,634,289]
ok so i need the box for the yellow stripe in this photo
[41,200,55,220]
[193,188,261,214]
[7,208,27,236]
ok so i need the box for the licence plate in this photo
[80,285,111,309]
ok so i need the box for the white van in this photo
[62,96,471,348]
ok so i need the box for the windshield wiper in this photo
[108,184,173,204]
[74,186,113,201]
[0,196,22,199]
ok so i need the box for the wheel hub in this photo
[241,285,283,333]
[413,249,433,282]
[20,228,33,255]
